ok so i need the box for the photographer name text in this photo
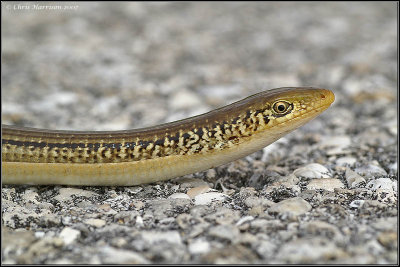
[8,3,79,11]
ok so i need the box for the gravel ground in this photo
[1,2,397,264]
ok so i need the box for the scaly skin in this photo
[2,87,334,185]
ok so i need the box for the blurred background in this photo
[2,2,396,132]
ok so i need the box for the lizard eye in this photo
[272,101,292,114]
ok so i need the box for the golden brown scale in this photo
[2,106,271,164]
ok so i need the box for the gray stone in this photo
[276,238,346,263]
[208,225,240,242]
[345,168,366,188]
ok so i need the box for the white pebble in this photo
[54,188,98,202]
[336,157,357,166]
[187,186,211,198]
[235,216,255,226]
[293,163,331,179]
[188,240,211,254]
[194,192,228,205]
[23,189,40,204]
[59,227,80,245]
[349,200,365,208]
[375,189,397,203]
[168,193,191,200]
[136,215,144,227]
[366,178,395,191]
[307,178,345,192]
[35,231,45,238]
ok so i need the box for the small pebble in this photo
[136,216,144,227]
[268,197,312,216]
[293,163,331,179]
[349,200,365,208]
[345,168,366,188]
[306,178,345,192]
[59,227,80,245]
[54,188,98,202]
[34,231,45,238]
[194,192,228,205]
[235,216,255,226]
[355,164,387,177]
[336,157,357,166]
[366,178,395,191]
[208,225,240,242]
[22,189,40,204]
[187,186,212,198]
[374,189,396,203]
[168,193,191,200]
[189,239,211,254]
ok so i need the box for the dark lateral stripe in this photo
[2,126,227,152]
[3,137,175,151]
[2,139,120,151]
[3,139,50,148]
